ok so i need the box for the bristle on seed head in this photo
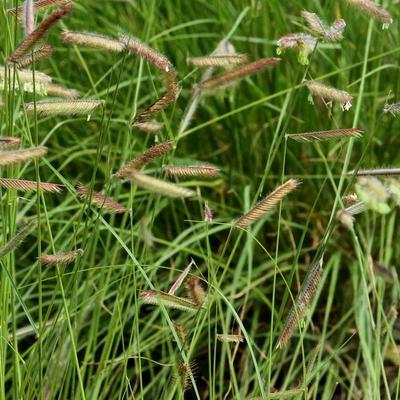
[287,128,362,142]
[0,146,48,166]
[38,249,84,266]
[304,80,353,110]
[0,178,63,193]
[187,54,248,67]
[25,100,104,116]
[61,31,125,52]
[277,260,323,348]
[234,179,300,228]
[163,164,220,178]
[77,184,128,213]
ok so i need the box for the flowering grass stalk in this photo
[304,80,353,110]
[0,178,63,193]
[61,31,125,52]
[140,290,200,312]
[234,179,300,228]
[8,2,73,64]
[46,83,80,99]
[39,249,84,265]
[0,146,48,166]
[25,99,104,116]
[14,45,54,68]
[187,54,248,67]
[163,164,220,178]
[124,170,196,198]
[114,140,173,177]
[0,137,21,150]
[0,219,36,259]
[77,184,128,213]
[287,128,362,142]
[277,260,323,348]
[198,57,281,91]
[345,0,393,29]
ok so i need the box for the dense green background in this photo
[1,0,399,399]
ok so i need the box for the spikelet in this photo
[168,258,195,295]
[185,276,206,306]
[23,0,35,37]
[0,146,48,166]
[114,140,173,177]
[8,2,73,63]
[277,260,323,348]
[187,54,248,67]
[132,121,164,133]
[0,137,21,150]
[39,249,84,266]
[14,45,54,68]
[301,10,346,41]
[77,184,128,213]
[25,99,104,116]
[119,34,178,122]
[345,0,393,29]
[383,103,400,115]
[177,362,196,392]
[287,128,362,142]
[304,80,353,111]
[8,0,69,16]
[204,202,213,222]
[216,334,244,343]
[276,33,317,65]
[46,83,80,99]
[234,179,300,228]
[198,57,281,91]
[0,219,36,259]
[1,66,52,95]
[61,31,125,52]
[336,201,366,229]
[173,321,189,351]
[355,176,391,214]
[134,93,175,123]
[125,170,196,198]
[0,178,63,193]
[342,193,359,206]
[139,290,200,312]
[163,164,220,178]
[348,167,400,177]
[119,34,173,73]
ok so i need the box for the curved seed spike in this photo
[277,260,323,348]
[61,31,125,52]
[304,80,353,110]
[287,128,362,142]
[199,57,281,91]
[0,178,63,193]
[187,54,248,67]
[348,167,400,177]
[114,140,173,177]
[216,334,244,343]
[77,184,128,213]
[39,249,84,265]
[345,0,393,28]
[140,290,200,312]
[14,45,54,68]
[163,164,220,178]
[0,146,48,166]
[46,83,80,99]
[8,0,69,16]
[234,179,300,228]
[8,2,73,63]
[0,137,21,150]
[125,170,196,198]
[0,220,36,259]
[25,100,103,116]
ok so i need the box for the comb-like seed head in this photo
[234,179,301,228]
[163,164,220,178]
[0,146,48,166]
[140,290,200,312]
[346,0,393,29]
[304,80,353,110]
[39,249,84,266]
[0,137,21,150]
[61,31,125,52]
[0,178,63,193]
[25,99,104,116]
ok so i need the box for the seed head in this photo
[187,54,248,67]
[0,146,48,166]
[0,178,63,193]
[0,137,21,150]
[38,249,84,266]
[304,80,353,110]
[345,0,393,29]
[234,179,300,228]
[163,164,220,178]
[25,99,104,116]
[140,290,200,312]
[61,31,125,52]
[287,128,362,142]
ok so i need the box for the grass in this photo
[1,0,400,399]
